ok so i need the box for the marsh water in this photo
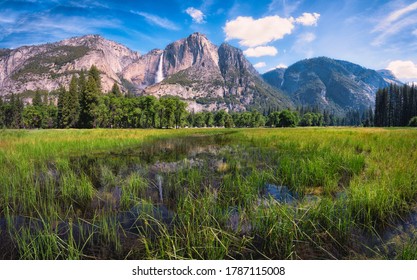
[69,133,298,227]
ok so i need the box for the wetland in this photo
[0,128,416,259]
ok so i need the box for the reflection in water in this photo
[263,184,297,203]
[156,174,163,203]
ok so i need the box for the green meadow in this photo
[0,128,416,260]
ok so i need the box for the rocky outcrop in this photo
[0,35,140,93]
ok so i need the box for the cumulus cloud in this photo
[254,62,267,68]
[295,12,320,26]
[387,60,417,80]
[224,16,295,47]
[243,46,278,57]
[276,63,288,68]
[131,11,180,31]
[224,12,320,47]
[185,7,205,23]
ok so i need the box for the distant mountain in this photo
[262,67,286,90]
[262,57,399,113]
[0,33,292,112]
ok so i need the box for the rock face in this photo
[0,35,140,93]
[0,33,292,112]
[262,67,286,91]
[262,57,398,113]
[145,36,292,112]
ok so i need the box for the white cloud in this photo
[295,12,320,26]
[131,11,180,31]
[243,46,278,57]
[372,2,417,45]
[298,32,316,43]
[374,2,417,32]
[372,16,417,46]
[0,10,122,46]
[224,16,295,47]
[276,63,288,68]
[387,60,417,80]
[224,12,320,47]
[268,0,302,17]
[254,62,267,68]
[185,7,205,24]
[292,32,316,58]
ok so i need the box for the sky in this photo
[1,0,417,82]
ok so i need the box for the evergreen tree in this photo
[224,113,234,128]
[32,89,43,107]
[56,86,66,128]
[205,112,214,127]
[214,110,227,127]
[88,65,101,91]
[111,83,122,97]
[173,98,187,128]
[0,97,4,128]
[67,75,80,127]
[79,75,100,128]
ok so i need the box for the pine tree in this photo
[32,89,43,107]
[79,75,100,128]
[88,65,101,91]
[0,97,4,127]
[67,75,80,127]
[111,83,122,97]
[56,86,66,128]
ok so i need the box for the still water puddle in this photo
[262,184,298,203]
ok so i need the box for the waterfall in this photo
[155,52,164,83]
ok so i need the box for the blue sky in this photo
[1,0,417,81]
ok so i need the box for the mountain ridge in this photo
[262,57,401,113]
[0,33,401,113]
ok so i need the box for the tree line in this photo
[5,65,415,129]
[375,83,417,127]
[0,65,334,129]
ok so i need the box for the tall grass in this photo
[1,127,417,259]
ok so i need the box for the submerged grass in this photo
[0,127,417,259]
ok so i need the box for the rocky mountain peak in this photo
[218,43,258,87]
[163,32,219,75]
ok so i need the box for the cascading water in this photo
[155,52,164,83]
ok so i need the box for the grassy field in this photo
[0,127,416,260]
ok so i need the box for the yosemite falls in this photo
[155,52,164,83]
